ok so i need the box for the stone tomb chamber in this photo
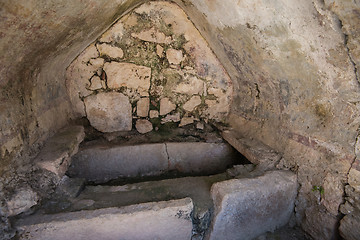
[1,0,360,240]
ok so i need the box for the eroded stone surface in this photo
[35,125,85,177]
[16,198,194,240]
[104,62,151,95]
[84,92,132,132]
[6,188,39,217]
[208,171,297,240]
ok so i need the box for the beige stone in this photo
[104,62,151,96]
[161,112,180,124]
[196,122,204,130]
[99,21,124,43]
[166,48,183,65]
[156,44,164,58]
[84,92,132,132]
[131,27,171,44]
[136,119,153,134]
[87,76,103,91]
[183,95,201,112]
[173,76,204,95]
[160,97,176,115]
[149,110,159,119]
[179,117,194,127]
[96,43,124,59]
[16,198,194,240]
[137,98,150,117]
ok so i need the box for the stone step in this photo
[207,170,298,240]
[39,173,232,238]
[15,198,193,240]
[68,142,241,183]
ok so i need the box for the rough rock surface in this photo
[135,119,153,134]
[16,198,194,240]
[35,125,85,177]
[104,62,151,95]
[160,98,176,116]
[84,92,132,132]
[208,171,297,240]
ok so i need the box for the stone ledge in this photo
[35,125,85,178]
[221,129,281,166]
[16,198,193,240]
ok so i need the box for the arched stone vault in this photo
[1,0,360,239]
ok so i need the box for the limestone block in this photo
[104,62,151,96]
[96,43,124,59]
[99,21,124,43]
[87,76,102,91]
[156,44,164,57]
[35,125,85,177]
[161,112,180,124]
[160,97,176,115]
[183,95,201,112]
[136,119,153,134]
[68,143,169,183]
[166,48,183,65]
[84,92,132,133]
[208,171,297,240]
[131,27,171,44]
[137,98,149,117]
[173,76,204,95]
[179,117,194,127]
[149,110,159,118]
[16,198,193,240]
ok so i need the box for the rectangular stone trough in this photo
[16,198,193,240]
[207,170,297,240]
[68,142,239,183]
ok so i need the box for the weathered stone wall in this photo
[66,2,233,135]
[1,0,360,239]
[175,0,360,239]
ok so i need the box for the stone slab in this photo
[16,198,193,240]
[207,170,297,240]
[68,143,169,183]
[35,125,85,177]
[68,142,239,183]
[166,142,236,175]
